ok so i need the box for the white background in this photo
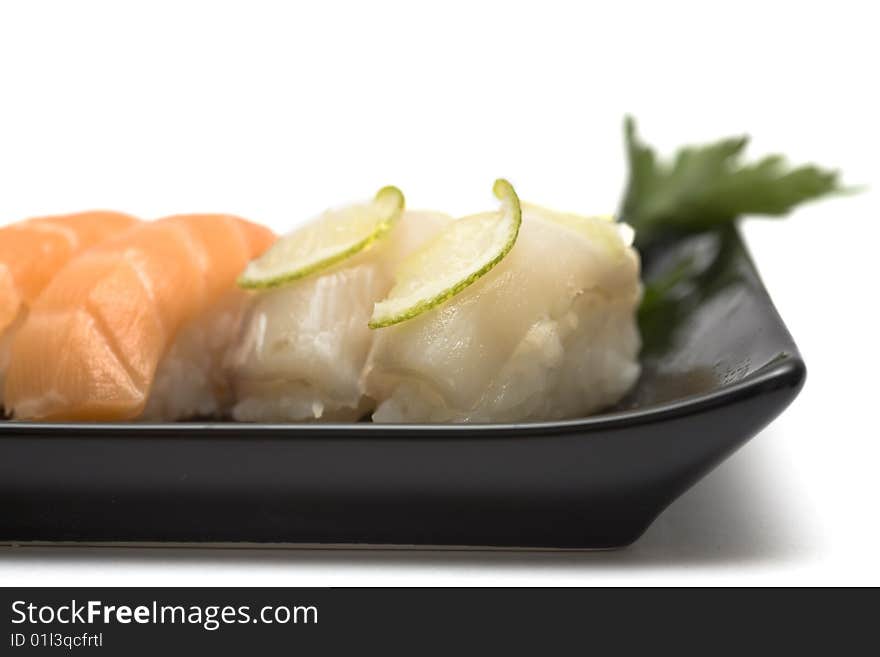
[0,0,877,585]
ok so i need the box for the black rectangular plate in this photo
[0,228,805,549]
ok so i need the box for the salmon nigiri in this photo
[0,211,139,411]
[4,214,275,421]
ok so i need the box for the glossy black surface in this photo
[0,228,805,548]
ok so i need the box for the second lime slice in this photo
[238,186,405,289]
[369,179,521,329]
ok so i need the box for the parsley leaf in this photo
[620,116,843,248]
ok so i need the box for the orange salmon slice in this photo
[0,211,139,333]
[0,211,139,411]
[4,214,275,421]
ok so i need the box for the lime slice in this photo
[237,186,405,289]
[369,179,521,329]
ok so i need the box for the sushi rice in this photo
[141,290,250,421]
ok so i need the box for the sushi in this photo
[228,208,452,422]
[0,118,848,426]
[0,211,139,412]
[4,214,274,421]
[363,202,642,423]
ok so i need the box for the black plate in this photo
[0,227,805,549]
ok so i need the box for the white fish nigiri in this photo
[228,210,452,421]
[363,204,642,423]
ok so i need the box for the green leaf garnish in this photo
[620,116,845,248]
